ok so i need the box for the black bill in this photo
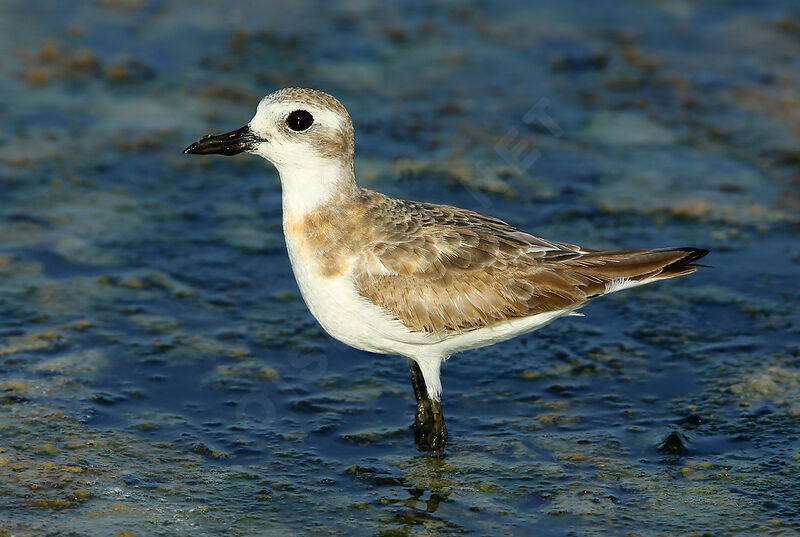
[183,125,262,156]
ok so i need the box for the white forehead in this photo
[249,91,348,133]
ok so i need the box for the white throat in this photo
[275,161,356,217]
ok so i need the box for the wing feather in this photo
[350,191,706,335]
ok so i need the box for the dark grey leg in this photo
[409,361,448,456]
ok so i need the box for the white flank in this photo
[604,277,651,294]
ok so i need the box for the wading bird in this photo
[185,88,708,455]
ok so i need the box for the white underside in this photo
[284,227,583,400]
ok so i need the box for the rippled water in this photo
[1,1,800,535]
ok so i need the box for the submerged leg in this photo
[409,360,448,456]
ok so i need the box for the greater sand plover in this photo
[185,88,708,455]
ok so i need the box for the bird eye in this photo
[286,110,314,132]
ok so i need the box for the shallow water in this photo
[1,1,800,535]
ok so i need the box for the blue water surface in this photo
[1,1,799,535]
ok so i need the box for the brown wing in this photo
[353,194,707,334]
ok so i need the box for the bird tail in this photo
[570,247,710,296]
[652,247,711,279]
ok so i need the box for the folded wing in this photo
[353,196,707,335]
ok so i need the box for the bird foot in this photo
[413,399,448,457]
